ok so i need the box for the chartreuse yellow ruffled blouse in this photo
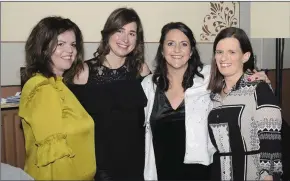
[18,73,96,180]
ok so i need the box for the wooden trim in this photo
[1,108,25,169]
[266,69,290,124]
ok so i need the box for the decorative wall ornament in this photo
[200,2,239,42]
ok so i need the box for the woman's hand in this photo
[264,175,273,181]
[247,69,271,84]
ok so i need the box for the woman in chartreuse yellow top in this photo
[18,16,96,180]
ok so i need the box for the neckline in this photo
[158,88,185,111]
[35,73,63,82]
[101,62,126,70]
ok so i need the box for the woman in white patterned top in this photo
[207,27,283,181]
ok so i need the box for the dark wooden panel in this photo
[266,69,290,125]
[1,109,25,169]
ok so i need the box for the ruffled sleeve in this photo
[35,133,74,167]
[19,77,78,179]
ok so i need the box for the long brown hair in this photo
[93,7,145,76]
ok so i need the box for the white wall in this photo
[1,2,230,43]
[1,1,241,85]
[1,2,290,86]
[250,2,290,38]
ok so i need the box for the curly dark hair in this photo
[152,22,204,92]
[93,7,144,76]
[23,16,84,84]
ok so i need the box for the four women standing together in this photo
[18,6,282,181]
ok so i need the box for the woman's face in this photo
[108,22,137,58]
[162,29,192,70]
[215,37,250,80]
[51,30,77,76]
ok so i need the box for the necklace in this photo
[104,58,112,69]
[222,87,230,94]
[104,58,125,69]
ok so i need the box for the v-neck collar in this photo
[158,87,185,111]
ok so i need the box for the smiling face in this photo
[215,37,250,80]
[51,30,77,76]
[108,22,137,58]
[162,29,192,70]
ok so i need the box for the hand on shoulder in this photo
[246,69,270,83]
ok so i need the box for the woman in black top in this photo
[68,8,150,181]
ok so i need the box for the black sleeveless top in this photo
[86,58,139,83]
[68,58,147,180]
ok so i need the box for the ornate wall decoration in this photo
[200,2,239,42]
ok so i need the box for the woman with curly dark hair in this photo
[68,7,150,180]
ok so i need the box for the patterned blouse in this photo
[208,74,283,180]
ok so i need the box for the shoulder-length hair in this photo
[207,27,255,94]
[23,16,84,84]
[93,7,144,76]
[152,22,204,92]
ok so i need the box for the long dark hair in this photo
[152,22,204,92]
[24,16,84,84]
[207,27,255,94]
[93,7,144,76]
